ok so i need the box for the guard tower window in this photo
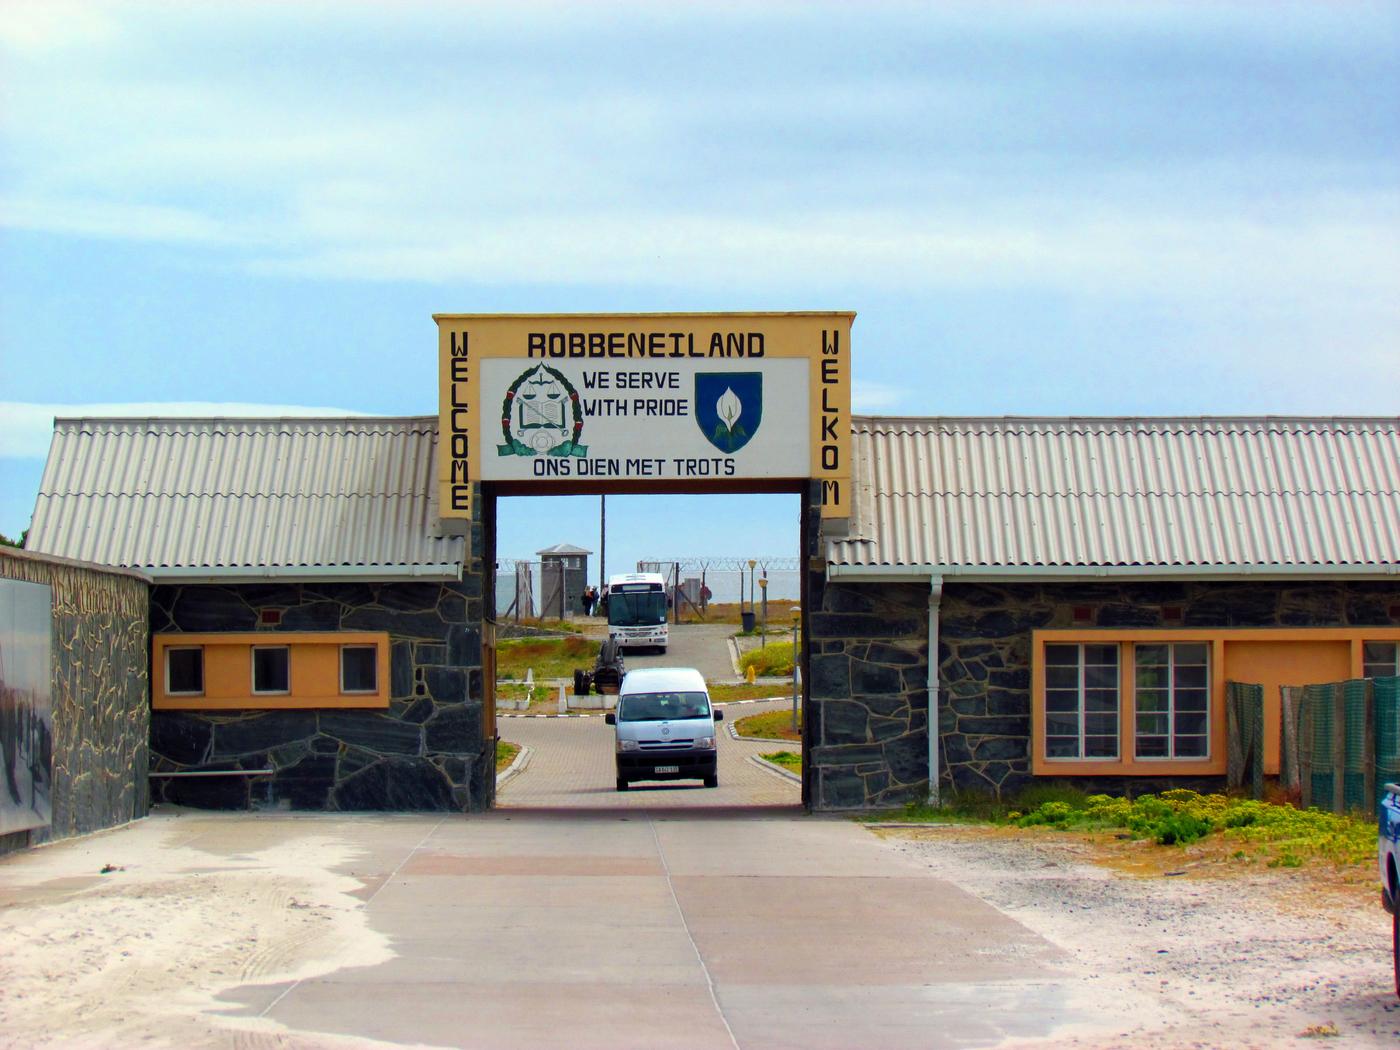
[252,646,291,695]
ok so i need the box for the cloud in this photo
[852,381,905,413]
[0,402,374,459]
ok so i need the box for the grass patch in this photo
[495,741,521,772]
[875,787,1376,867]
[739,641,795,677]
[685,600,800,626]
[760,750,802,772]
[734,708,802,741]
[497,635,600,681]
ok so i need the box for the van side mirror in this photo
[713,709,723,721]
[604,712,616,725]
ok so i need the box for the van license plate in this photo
[654,765,680,774]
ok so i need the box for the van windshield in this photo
[618,691,711,722]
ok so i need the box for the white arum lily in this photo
[716,387,742,431]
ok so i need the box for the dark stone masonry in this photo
[805,548,1400,809]
[148,516,493,813]
[1,549,151,855]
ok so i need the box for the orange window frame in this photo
[1031,627,1400,777]
[152,631,391,710]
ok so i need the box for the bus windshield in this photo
[618,691,711,722]
[608,589,666,627]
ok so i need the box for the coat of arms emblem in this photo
[498,364,587,457]
[695,372,762,454]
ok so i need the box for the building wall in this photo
[805,567,1400,808]
[939,580,1400,799]
[0,549,150,854]
[147,516,492,812]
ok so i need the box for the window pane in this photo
[1175,688,1209,712]
[1045,645,1080,666]
[1136,689,1168,713]
[1174,665,1208,689]
[1363,642,1399,678]
[1136,644,1167,666]
[341,646,377,693]
[1175,736,1208,757]
[253,647,290,693]
[1083,688,1116,713]
[1174,643,1209,665]
[1084,664,1117,689]
[1174,712,1208,736]
[1137,713,1169,735]
[1136,664,1168,689]
[1083,645,1118,667]
[1045,690,1079,712]
[1046,666,1079,689]
[1045,714,1079,736]
[1136,735,1168,758]
[1085,736,1118,758]
[167,648,204,694]
[1085,713,1117,736]
[1045,737,1079,759]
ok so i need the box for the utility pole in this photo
[599,494,606,591]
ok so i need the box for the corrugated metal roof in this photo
[27,417,466,579]
[831,416,1400,570]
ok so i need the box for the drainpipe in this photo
[927,575,945,807]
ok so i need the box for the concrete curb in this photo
[748,753,801,784]
[500,696,785,719]
[494,743,532,788]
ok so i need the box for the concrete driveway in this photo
[0,808,1075,1049]
[621,621,742,681]
[498,699,800,809]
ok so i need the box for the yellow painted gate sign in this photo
[437,313,853,520]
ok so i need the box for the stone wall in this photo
[148,510,492,813]
[0,549,150,854]
[805,566,1400,809]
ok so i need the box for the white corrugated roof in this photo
[830,416,1400,573]
[27,417,466,580]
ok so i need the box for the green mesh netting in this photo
[1298,676,1400,817]
[1303,682,1337,810]
[1375,676,1400,815]
[1226,681,1265,799]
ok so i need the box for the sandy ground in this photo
[0,815,423,1050]
[876,824,1400,1049]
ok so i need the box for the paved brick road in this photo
[499,699,800,808]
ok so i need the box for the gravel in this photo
[877,825,1400,1048]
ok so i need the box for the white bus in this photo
[605,573,669,652]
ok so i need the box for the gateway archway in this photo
[485,490,809,810]
[436,313,853,811]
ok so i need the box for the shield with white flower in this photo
[694,372,762,454]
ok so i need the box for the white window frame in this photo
[1132,642,1211,761]
[165,646,205,697]
[251,645,291,696]
[339,644,379,695]
[1043,643,1120,762]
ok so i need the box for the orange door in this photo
[1223,640,1351,774]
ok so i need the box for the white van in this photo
[604,667,722,791]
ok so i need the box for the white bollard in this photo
[558,684,568,714]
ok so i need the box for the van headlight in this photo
[617,739,640,752]
[697,736,715,749]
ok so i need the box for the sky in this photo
[1,1,1397,573]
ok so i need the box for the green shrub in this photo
[1006,788,1374,863]
[740,641,795,677]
